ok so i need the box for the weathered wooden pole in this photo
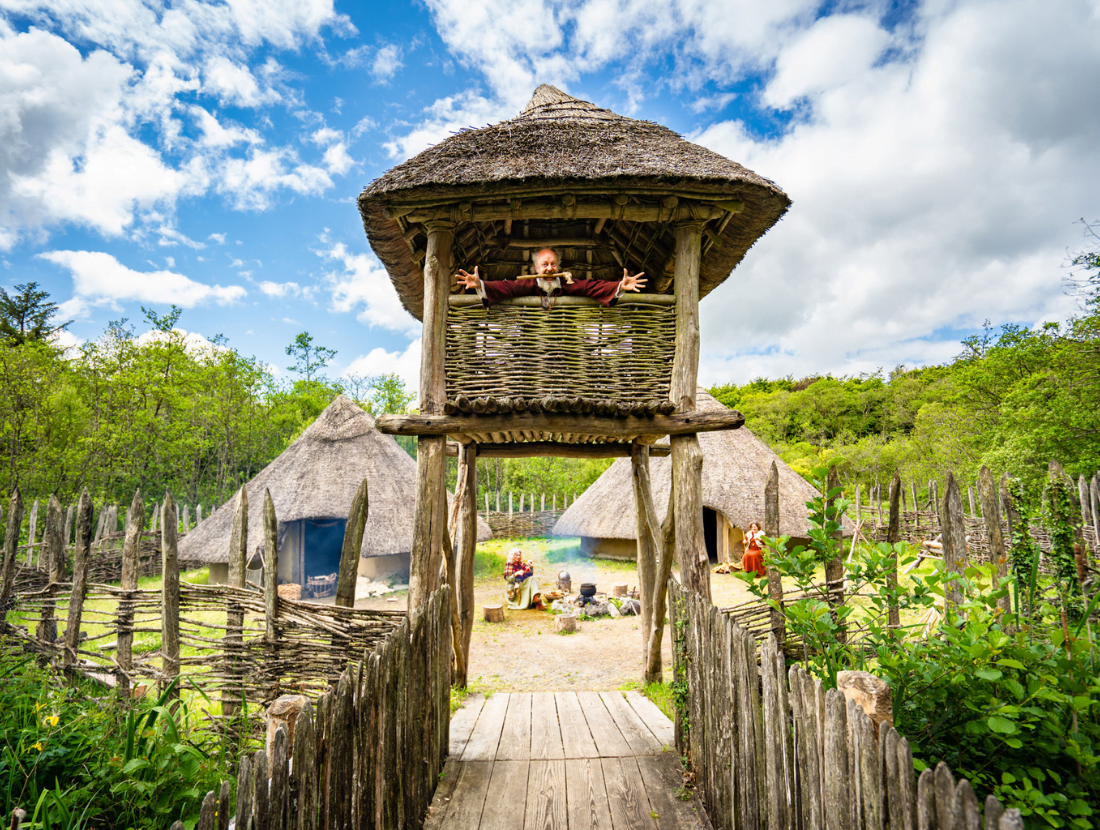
[764,461,785,644]
[824,466,846,643]
[224,486,247,721]
[940,473,967,612]
[117,489,144,692]
[670,221,710,601]
[0,487,24,608]
[335,478,369,608]
[262,488,278,641]
[25,499,39,567]
[409,221,453,614]
[1078,474,1091,546]
[455,442,478,688]
[441,463,465,685]
[631,443,657,653]
[978,466,1011,615]
[161,491,180,699]
[1092,475,1100,553]
[62,504,73,552]
[646,499,676,683]
[886,471,902,629]
[36,495,65,646]
[63,489,93,666]
[967,484,977,517]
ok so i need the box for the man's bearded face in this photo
[534,249,558,275]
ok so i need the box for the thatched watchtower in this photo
[359,85,789,616]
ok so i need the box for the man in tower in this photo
[455,247,646,309]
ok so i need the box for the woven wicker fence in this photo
[671,580,1024,830]
[484,509,563,538]
[444,297,674,414]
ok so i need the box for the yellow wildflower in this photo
[44,715,59,728]
[33,742,44,752]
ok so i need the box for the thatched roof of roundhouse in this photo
[180,395,490,564]
[359,85,790,321]
[553,390,830,541]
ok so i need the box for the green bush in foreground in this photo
[0,644,233,829]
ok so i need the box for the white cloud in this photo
[208,232,227,244]
[203,55,281,107]
[39,249,247,308]
[317,241,420,336]
[135,326,226,353]
[259,280,313,299]
[371,43,403,81]
[344,339,421,394]
[215,147,332,209]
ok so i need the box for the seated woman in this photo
[742,521,767,577]
[504,548,544,610]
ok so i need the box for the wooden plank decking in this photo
[426,691,709,830]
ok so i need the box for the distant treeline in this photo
[709,300,1100,499]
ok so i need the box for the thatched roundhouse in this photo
[358,83,790,333]
[553,391,824,560]
[180,396,491,590]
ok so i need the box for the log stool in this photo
[483,604,505,623]
[555,615,577,633]
[612,583,628,598]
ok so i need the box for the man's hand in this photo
[619,269,647,293]
[456,267,482,290]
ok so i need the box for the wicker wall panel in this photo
[445,301,674,405]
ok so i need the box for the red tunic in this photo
[478,277,621,307]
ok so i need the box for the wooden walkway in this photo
[425,691,710,830]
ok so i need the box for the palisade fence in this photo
[175,587,452,830]
[669,580,1025,830]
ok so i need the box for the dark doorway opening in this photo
[304,518,347,579]
[703,507,718,562]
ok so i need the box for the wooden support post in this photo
[1079,474,1091,544]
[161,492,180,698]
[764,461,785,644]
[824,466,846,643]
[646,495,676,683]
[978,466,1011,615]
[458,443,478,687]
[0,487,24,608]
[886,472,902,629]
[940,473,967,613]
[409,221,453,615]
[36,496,64,646]
[117,489,144,693]
[224,486,247,721]
[262,489,278,641]
[62,504,73,552]
[967,484,977,517]
[335,478,369,608]
[1092,475,1100,553]
[670,220,710,601]
[63,489,93,666]
[631,442,660,676]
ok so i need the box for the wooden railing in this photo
[669,580,1025,830]
[444,294,675,414]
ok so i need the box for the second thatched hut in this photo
[179,395,491,593]
[553,390,823,560]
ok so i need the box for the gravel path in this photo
[355,538,756,693]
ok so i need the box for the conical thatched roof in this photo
[180,396,490,564]
[553,390,825,541]
[359,84,790,321]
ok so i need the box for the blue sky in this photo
[2,0,1098,394]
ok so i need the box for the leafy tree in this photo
[0,282,72,345]
[285,332,336,382]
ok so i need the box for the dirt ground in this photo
[354,538,758,693]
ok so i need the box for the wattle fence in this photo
[669,580,1025,830]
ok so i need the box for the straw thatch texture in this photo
[359,84,790,320]
[179,396,490,564]
[553,390,822,540]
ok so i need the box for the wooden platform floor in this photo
[425,691,710,830]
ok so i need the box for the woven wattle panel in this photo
[445,301,674,406]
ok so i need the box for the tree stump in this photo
[267,694,309,766]
[555,615,577,633]
[483,604,505,623]
[837,670,892,735]
[612,583,628,598]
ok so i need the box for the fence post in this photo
[62,504,73,553]
[967,484,977,517]
[161,492,180,699]
[1078,474,1091,545]
[336,479,369,609]
[263,489,278,642]
[36,496,64,646]
[25,499,39,568]
[0,487,24,609]
[455,443,478,689]
[824,466,846,643]
[978,466,1011,615]
[940,474,967,613]
[150,502,159,534]
[886,472,902,629]
[1092,474,1100,553]
[64,489,94,666]
[117,489,144,693]
[224,487,248,723]
[764,460,785,645]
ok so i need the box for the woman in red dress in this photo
[742,521,766,577]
